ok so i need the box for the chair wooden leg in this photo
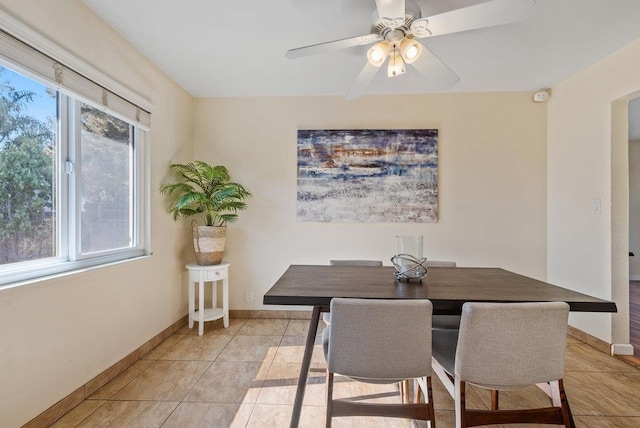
[545,379,573,428]
[438,363,572,427]
[414,378,424,404]
[454,378,467,428]
[425,376,436,428]
[328,376,434,425]
[399,379,411,403]
[461,380,572,427]
[490,389,499,410]
[325,371,334,428]
[556,379,574,428]
[415,376,436,427]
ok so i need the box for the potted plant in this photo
[160,161,251,265]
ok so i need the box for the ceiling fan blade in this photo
[375,0,405,21]
[346,62,381,100]
[410,45,460,89]
[411,0,535,38]
[285,34,381,59]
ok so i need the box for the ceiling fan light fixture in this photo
[367,41,389,67]
[387,49,406,77]
[400,37,423,64]
[286,0,535,99]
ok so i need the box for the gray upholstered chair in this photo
[431,301,572,428]
[322,260,383,326]
[425,260,460,330]
[322,298,436,428]
[328,259,384,267]
[425,260,457,268]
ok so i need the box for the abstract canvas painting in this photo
[297,129,438,222]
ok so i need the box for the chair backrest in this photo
[425,260,456,267]
[329,260,383,266]
[326,298,432,382]
[455,301,569,389]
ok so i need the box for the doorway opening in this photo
[628,97,640,356]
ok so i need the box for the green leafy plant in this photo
[160,161,251,227]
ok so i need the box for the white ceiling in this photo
[82,0,640,99]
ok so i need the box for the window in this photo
[78,103,135,255]
[0,67,57,266]
[0,26,150,286]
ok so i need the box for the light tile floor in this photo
[50,318,640,427]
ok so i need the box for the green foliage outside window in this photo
[0,70,55,263]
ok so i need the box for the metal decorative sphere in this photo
[391,253,428,281]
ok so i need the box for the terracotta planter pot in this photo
[192,222,226,265]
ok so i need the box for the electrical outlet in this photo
[245,291,253,303]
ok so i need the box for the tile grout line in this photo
[68,325,205,427]
[571,370,640,417]
[164,323,241,422]
[64,399,108,428]
[97,335,188,406]
[244,319,291,427]
[62,336,188,427]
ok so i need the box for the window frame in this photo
[71,99,141,261]
[0,12,152,288]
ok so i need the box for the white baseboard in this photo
[611,343,635,355]
[630,275,640,281]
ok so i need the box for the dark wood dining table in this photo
[263,264,617,428]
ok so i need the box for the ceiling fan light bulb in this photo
[400,38,423,64]
[367,42,389,67]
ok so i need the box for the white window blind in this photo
[0,29,150,130]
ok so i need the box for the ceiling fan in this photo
[285,0,536,99]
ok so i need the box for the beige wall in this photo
[0,1,194,426]
[194,93,548,312]
[548,37,640,344]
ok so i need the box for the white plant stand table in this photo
[186,262,230,335]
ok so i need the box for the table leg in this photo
[212,280,217,309]
[290,306,321,428]
[188,280,194,329]
[198,280,204,336]
[223,277,229,328]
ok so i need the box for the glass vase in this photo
[394,235,427,280]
